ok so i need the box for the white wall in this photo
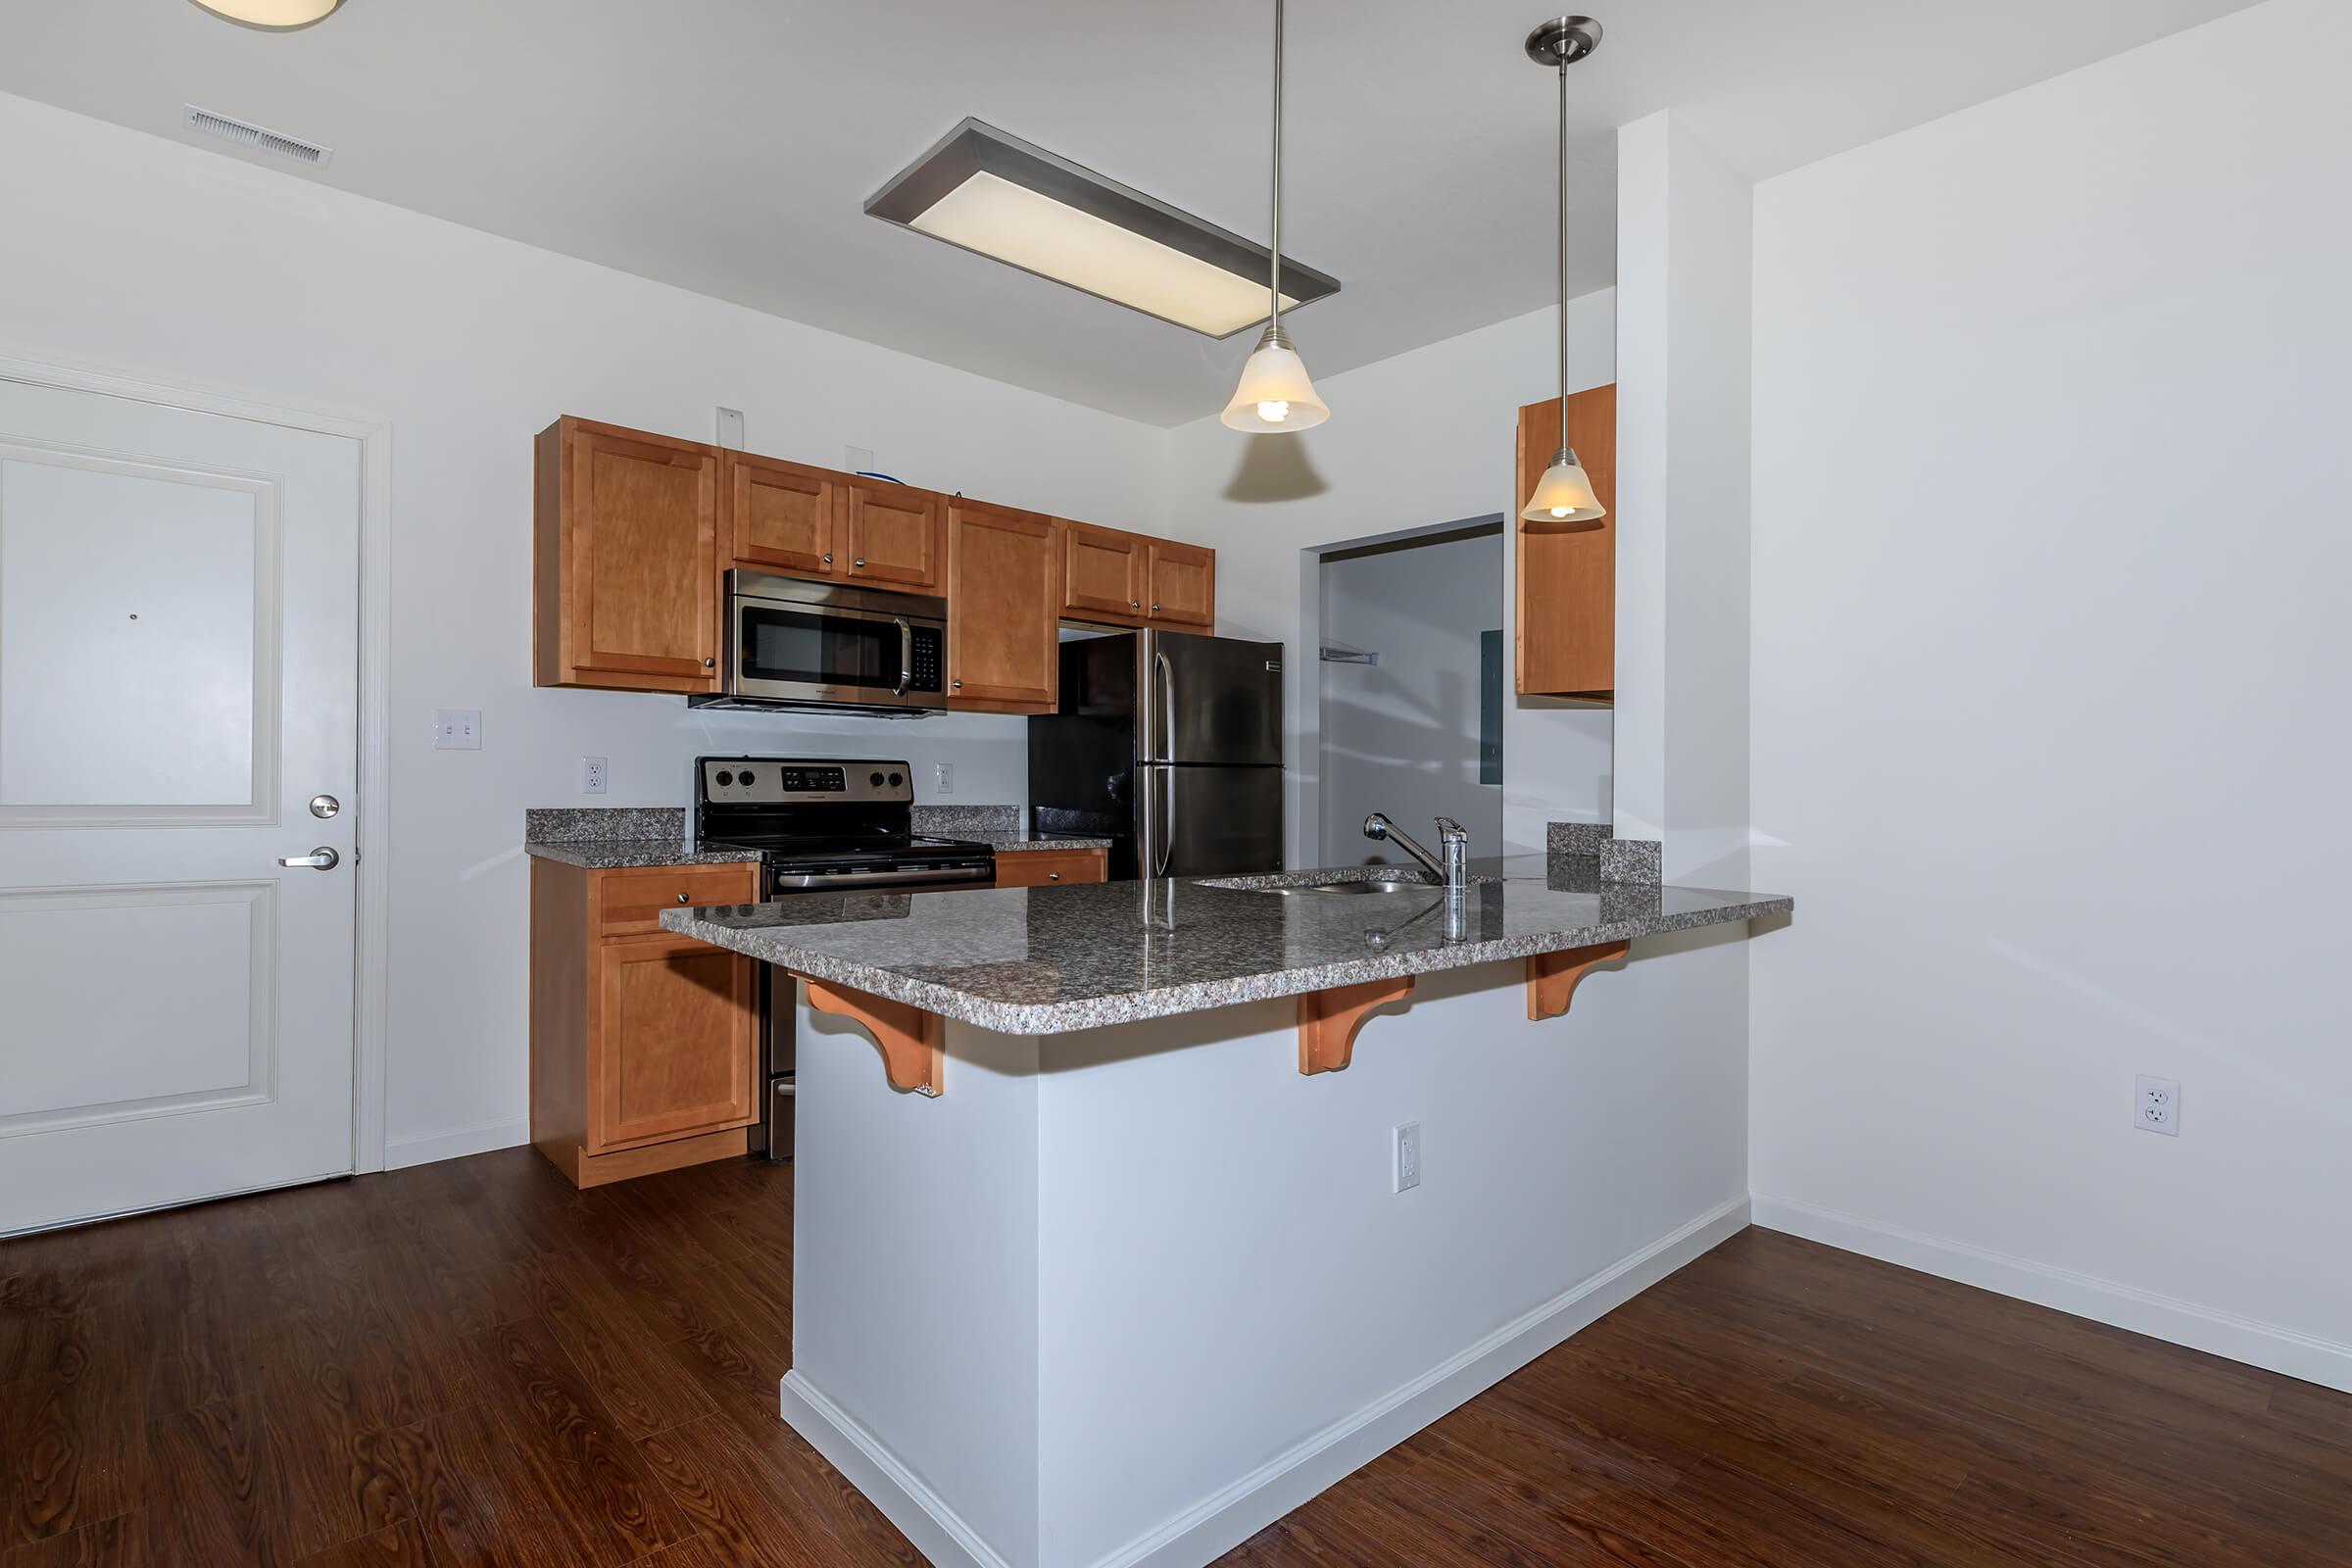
[1749,0,2352,1382]
[1317,532,1503,863]
[1161,298,1617,862]
[0,89,1174,1165]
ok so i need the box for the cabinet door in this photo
[724,452,841,576]
[589,934,758,1152]
[1062,521,1145,621]
[1515,383,1615,700]
[537,417,720,691]
[947,500,1060,712]
[844,479,943,588]
[1145,538,1215,628]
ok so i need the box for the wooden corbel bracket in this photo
[1525,940,1632,1022]
[803,977,946,1097]
[1298,975,1417,1075]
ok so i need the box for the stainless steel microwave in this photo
[689,570,949,716]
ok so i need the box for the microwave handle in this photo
[894,618,912,696]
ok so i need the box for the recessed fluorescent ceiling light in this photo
[866,119,1339,340]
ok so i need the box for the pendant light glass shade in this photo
[1522,449,1605,524]
[190,0,344,28]
[1221,327,1328,432]
[1224,0,1328,433]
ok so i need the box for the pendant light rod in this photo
[1268,0,1287,344]
[1520,17,1606,524]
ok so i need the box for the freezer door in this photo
[1141,764,1285,878]
[1140,630,1284,765]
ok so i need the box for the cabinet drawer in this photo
[994,849,1107,889]
[594,863,759,938]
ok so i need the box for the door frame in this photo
[0,349,396,1174]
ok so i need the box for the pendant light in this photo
[1221,0,1329,433]
[1521,16,1605,526]
[188,0,345,28]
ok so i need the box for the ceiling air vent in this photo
[182,105,332,169]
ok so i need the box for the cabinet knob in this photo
[1048,871,1061,881]
[703,658,715,667]
[1130,599,1141,609]
[854,558,866,567]
[951,679,962,689]
[1151,604,1160,612]
[822,553,834,564]
[676,892,690,904]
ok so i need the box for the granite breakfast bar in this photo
[662,858,1790,1568]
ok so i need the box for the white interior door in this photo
[0,376,361,1233]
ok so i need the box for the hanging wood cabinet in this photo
[1515,383,1617,702]
[535,417,1214,704]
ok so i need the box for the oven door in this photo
[728,586,946,710]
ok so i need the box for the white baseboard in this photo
[781,1371,1007,1568]
[1751,1193,2352,1395]
[783,1194,1751,1568]
[382,1116,529,1171]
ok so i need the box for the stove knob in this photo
[714,770,734,787]
[738,769,757,788]
[888,771,904,787]
[869,770,886,788]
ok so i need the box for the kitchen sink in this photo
[1269,878,1445,897]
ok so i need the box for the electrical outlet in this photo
[1393,1122,1422,1193]
[715,407,745,449]
[846,444,875,474]
[2135,1074,2181,1137]
[433,710,481,750]
[581,757,608,795]
[933,761,955,795]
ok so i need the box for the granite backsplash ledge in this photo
[1544,821,1661,884]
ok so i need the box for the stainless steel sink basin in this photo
[1268,878,1443,897]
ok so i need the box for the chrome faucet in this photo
[1363,812,1471,895]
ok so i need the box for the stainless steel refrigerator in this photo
[1027,629,1284,880]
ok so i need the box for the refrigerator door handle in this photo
[1155,648,1177,767]
[1156,765,1175,876]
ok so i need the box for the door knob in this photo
[278,847,340,870]
[309,794,340,819]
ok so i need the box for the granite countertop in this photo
[956,832,1114,853]
[525,838,764,869]
[660,861,1791,1035]
[522,805,1106,866]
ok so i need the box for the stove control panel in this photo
[699,757,911,805]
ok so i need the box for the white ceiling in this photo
[0,0,2258,425]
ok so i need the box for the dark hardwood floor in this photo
[3,1151,2344,1566]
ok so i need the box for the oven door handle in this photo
[894,617,912,696]
[770,864,993,891]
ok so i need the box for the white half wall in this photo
[1160,298,1617,862]
[0,89,1174,1164]
[1749,0,2352,1379]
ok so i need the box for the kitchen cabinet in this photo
[1144,537,1216,628]
[844,476,945,589]
[722,451,843,576]
[534,416,722,692]
[1061,520,1147,621]
[530,858,760,1189]
[993,847,1108,888]
[947,499,1061,713]
[1515,383,1616,701]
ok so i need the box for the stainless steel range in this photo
[694,756,997,1159]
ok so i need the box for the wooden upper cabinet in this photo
[535,416,721,692]
[844,478,944,588]
[947,500,1061,713]
[722,451,841,576]
[1145,538,1215,628]
[1516,384,1616,702]
[1061,520,1146,621]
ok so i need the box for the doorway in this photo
[0,370,371,1232]
[1314,519,1504,867]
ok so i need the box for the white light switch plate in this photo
[433,710,481,750]
[933,761,955,794]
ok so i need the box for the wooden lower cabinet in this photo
[531,858,760,1189]
[992,847,1108,888]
